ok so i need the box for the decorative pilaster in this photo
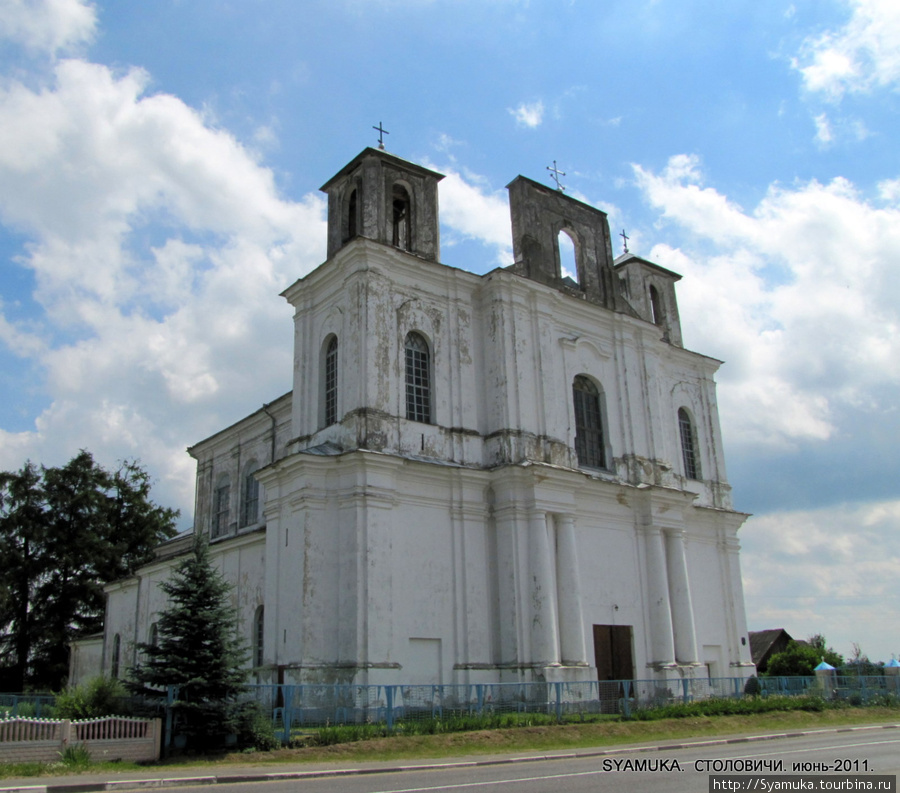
[529,510,560,665]
[555,514,587,665]
[664,529,699,665]
[644,527,676,666]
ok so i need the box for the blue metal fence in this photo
[238,674,900,742]
[0,693,56,718]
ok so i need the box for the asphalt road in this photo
[144,728,900,793]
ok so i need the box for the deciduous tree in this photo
[0,452,178,690]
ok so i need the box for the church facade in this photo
[99,147,756,689]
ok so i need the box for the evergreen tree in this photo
[0,452,178,690]
[129,535,249,749]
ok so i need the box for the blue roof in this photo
[814,661,836,670]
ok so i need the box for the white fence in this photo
[0,716,161,764]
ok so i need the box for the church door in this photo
[593,625,634,681]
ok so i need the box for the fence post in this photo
[385,685,394,732]
[164,685,176,756]
[682,678,690,705]
[554,683,562,723]
[622,680,632,719]
[60,719,72,756]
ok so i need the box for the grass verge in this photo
[2,705,898,778]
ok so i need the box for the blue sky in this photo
[1,0,899,664]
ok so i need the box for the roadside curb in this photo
[4,722,898,793]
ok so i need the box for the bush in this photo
[235,702,279,751]
[55,676,131,720]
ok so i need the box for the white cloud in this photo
[794,0,900,98]
[435,167,512,265]
[509,100,544,128]
[0,0,96,56]
[813,112,833,145]
[742,499,900,661]
[0,55,326,519]
[634,154,900,450]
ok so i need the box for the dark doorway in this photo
[593,624,634,681]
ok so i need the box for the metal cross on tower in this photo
[373,122,390,150]
[546,160,566,192]
[620,229,630,254]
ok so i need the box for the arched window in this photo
[111,633,121,679]
[649,284,665,326]
[212,475,231,538]
[573,375,606,469]
[678,408,701,480]
[392,184,411,250]
[149,623,159,648]
[558,228,578,284]
[254,606,264,668]
[347,188,358,240]
[324,335,338,427]
[241,461,260,527]
[405,331,431,423]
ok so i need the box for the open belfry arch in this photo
[99,145,756,689]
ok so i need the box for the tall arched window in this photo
[149,623,159,648]
[405,331,431,423]
[254,606,265,668]
[111,633,121,679]
[212,475,231,538]
[649,284,665,326]
[558,228,578,284]
[346,188,358,240]
[324,335,338,427]
[573,375,606,469]
[392,184,411,250]
[678,408,701,480]
[241,461,260,527]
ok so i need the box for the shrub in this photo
[235,702,279,751]
[55,676,131,720]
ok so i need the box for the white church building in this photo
[99,146,756,689]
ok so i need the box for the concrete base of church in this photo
[541,664,598,684]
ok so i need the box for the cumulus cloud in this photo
[509,100,544,128]
[0,0,97,56]
[0,54,326,518]
[794,0,900,98]
[435,166,512,265]
[633,154,900,450]
[742,499,900,660]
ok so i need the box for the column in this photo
[644,527,676,666]
[555,514,588,665]
[665,529,699,665]
[529,511,560,665]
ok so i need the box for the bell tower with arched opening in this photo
[320,147,444,262]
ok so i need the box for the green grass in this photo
[2,702,898,778]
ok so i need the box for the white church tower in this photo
[99,146,756,690]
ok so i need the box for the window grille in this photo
[405,332,431,423]
[573,375,605,468]
[111,634,120,679]
[678,408,701,480]
[254,606,265,667]
[324,336,338,426]
[241,463,259,527]
[213,480,230,538]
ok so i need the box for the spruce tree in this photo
[129,535,249,748]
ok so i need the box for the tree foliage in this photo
[129,535,249,749]
[0,451,178,690]
[765,638,844,677]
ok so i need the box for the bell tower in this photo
[320,147,444,262]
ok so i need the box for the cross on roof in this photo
[620,229,630,254]
[373,121,390,150]
[546,160,566,192]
